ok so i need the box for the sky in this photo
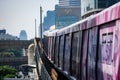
[0,0,58,39]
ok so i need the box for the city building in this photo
[59,0,80,6]
[81,0,120,18]
[0,29,6,34]
[43,10,55,31]
[19,30,28,40]
[55,0,81,29]
[55,5,81,29]
[0,29,19,40]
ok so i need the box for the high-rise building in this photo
[55,0,81,29]
[59,0,80,6]
[19,30,27,40]
[43,10,55,31]
[55,6,81,29]
[81,0,120,18]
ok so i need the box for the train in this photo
[43,2,120,80]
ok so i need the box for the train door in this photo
[113,20,120,80]
[98,22,115,80]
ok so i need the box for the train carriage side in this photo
[95,2,120,80]
[45,2,120,80]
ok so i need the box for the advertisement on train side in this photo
[113,20,120,80]
[99,25,114,80]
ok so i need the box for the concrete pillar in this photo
[28,44,35,65]
[23,48,28,56]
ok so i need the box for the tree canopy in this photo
[0,66,17,78]
[0,48,22,57]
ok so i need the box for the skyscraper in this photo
[59,0,80,6]
[55,0,81,29]
[19,30,27,40]
[43,10,55,31]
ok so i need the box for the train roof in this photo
[43,29,59,36]
[44,2,120,36]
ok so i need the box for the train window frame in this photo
[53,36,57,64]
[48,37,52,59]
[51,37,55,62]
[81,30,89,80]
[54,36,60,66]
[87,27,98,80]
[70,31,80,78]
[77,31,83,80]
[63,33,71,74]
[58,35,65,70]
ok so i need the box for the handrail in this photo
[34,38,72,80]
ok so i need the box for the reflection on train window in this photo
[101,32,113,65]
[87,27,98,80]
[81,30,89,80]
[71,32,79,77]
[48,37,52,59]
[64,34,70,73]
[59,36,64,69]
[55,37,59,66]
[51,37,54,61]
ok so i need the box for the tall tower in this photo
[19,30,27,40]
[55,0,81,29]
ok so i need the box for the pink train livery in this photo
[43,2,120,80]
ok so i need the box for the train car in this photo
[43,2,120,80]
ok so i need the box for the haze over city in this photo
[0,0,58,39]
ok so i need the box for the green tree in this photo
[0,48,23,57]
[0,52,15,57]
[0,66,17,78]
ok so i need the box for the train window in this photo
[71,32,79,78]
[87,27,98,80]
[81,30,89,80]
[51,37,55,61]
[53,36,56,64]
[48,37,51,59]
[77,31,83,80]
[54,37,59,66]
[64,34,70,73]
[50,37,53,60]
[48,37,54,60]
[59,35,64,69]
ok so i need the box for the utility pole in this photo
[40,6,42,39]
[35,19,37,38]
[40,6,43,53]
